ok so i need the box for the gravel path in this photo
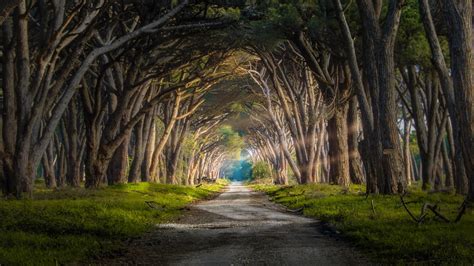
[101,182,367,265]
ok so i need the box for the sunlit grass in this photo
[251,183,474,264]
[0,180,227,265]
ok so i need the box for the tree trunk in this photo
[107,136,130,185]
[66,97,81,187]
[129,119,145,183]
[41,143,57,189]
[377,43,405,194]
[85,156,107,189]
[442,0,474,200]
[142,117,155,181]
[442,140,454,189]
[347,97,365,184]
[166,150,179,184]
[419,0,469,195]
[57,146,67,187]
[328,104,351,187]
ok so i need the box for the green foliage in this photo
[219,125,244,159]
[409,132,420,156]
[244,20,285,51]
[207,7,241,20]
[0,182,225,265]
[251,161,272,180]
[396,0,431,66]
[252,184,474,264]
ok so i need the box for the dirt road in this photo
[103,182,366,265]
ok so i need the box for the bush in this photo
[251,161,272,180]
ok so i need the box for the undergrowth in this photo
[251,183,474,264]
[0,180,226,265]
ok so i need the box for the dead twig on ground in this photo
[400,193,421,223]
[454,200,469,223]
[400,193,470,224]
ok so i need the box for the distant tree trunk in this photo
[328,104,351,187]
[446,120,468,194]
[56,143,67,187]
[149,94,182,180]
[442,140,454,189]
[85,156,108,188]
[406,66,433,190]
[347,97,365,184]
[84,111,108,188]
[402,112,413,186]
[129,119,145,183]
[107,136,130,185]
[187,148,198,186]
[142,117,156,181]
[42,141,57,188]
[165,119,188,184]
[65,97,81,187]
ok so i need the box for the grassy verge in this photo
[250,183,474,264]
[0,180,227,265]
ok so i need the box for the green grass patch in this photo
[0,180,227,265]
[251,183,474,264]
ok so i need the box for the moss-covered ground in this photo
[251,183,474,264]
[0,180,226,265]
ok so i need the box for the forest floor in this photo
[99,182,366,265]
[251,182,474,264]
[0,181,226,265]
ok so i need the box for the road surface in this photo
[102,182,366,265]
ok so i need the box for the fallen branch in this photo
[454,200,468,223]
[417,212,429,225]
[400,194,421,223]
[426,204,450,223]
[400,193,470,224]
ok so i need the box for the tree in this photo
[439,0,474,200]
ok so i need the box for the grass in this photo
[251,183,474,264]
[0,180,227,265]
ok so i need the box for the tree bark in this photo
[347,97,365,184]
[107,136,130,185]
[328,104,351,187]
[419,0,469,194]
[441,0,474,200]
[0,0,20,25]
[129,119,145,183]
[65,97,82,187]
